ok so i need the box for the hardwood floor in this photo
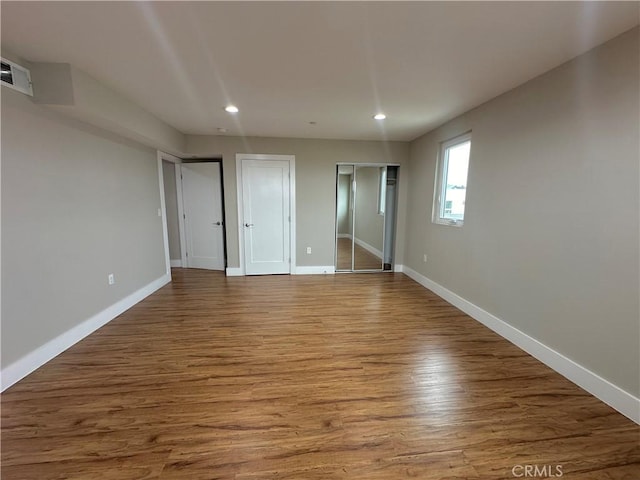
[2,269,638,479]
[336,237,383,271]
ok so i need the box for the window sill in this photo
[433,219,464,227]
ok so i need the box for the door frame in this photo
[180,161,226,271]
[175,162,188,268]
[157,151,183,277]
[235,153,296,276]
[159,153,227,271]
[177,159,226,269]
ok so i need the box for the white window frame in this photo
[433,132,471,227]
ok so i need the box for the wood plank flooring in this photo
[336,237,383,271]
[2,269,638,479]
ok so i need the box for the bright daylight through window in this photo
[434,133,471,226]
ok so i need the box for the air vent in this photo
[1,57,33,96]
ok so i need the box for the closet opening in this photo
[334,164,399,273]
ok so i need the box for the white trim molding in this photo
[1,273,171,391]
[235,153,296,276]
[294,266,336,275]
[170,259,182,268]
[226,265,336,276]
[225,267,243,277]
[157,152,171,276]
[402,266,640,425]
[176,163,188,268]
[353,236,383,259]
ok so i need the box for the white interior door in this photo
[242,159,291,275]
[181,162,225,270]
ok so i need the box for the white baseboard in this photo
[170,259,182,268]
[402,266,640,425]
[226,266,337,276]
[337,233,352,239]
[354,237,383,259]
[1,273,172,392]
[294,266,336,275]
[394,264,404,273]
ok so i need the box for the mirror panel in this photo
[335,165,354,271]
[336,164,396,273]
[353,166,385,271]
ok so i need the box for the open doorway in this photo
[180,161,225,270]
[160,155,227,271]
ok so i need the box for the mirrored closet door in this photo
[335,164,398,272]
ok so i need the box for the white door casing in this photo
[236,154,295,275]
[181,162,225,270]
[242,159,290,274]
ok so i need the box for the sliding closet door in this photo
[353,166,385,271]
[335,164,397,273]
[335,165,354,271]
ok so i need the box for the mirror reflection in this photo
[335,165,354,271]
[335,164,398,272]
[353,166,385,271]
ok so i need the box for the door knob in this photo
[245,223,254,227]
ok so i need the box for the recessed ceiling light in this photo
[224,105,239,114]
[373,113,386,120]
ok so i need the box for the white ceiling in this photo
[2,2,638,142]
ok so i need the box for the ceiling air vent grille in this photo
[1,57,33,96]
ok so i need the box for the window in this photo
[434,132,471,226]
[378,167,387,215]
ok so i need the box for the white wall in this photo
[30,62,187,156]
[405,28,639,398]
[1,86,167,373]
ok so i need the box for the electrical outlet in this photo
[306,247,312,254]
[108,273,115,285]
[157,208,162,217]
[423,254,428,263]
